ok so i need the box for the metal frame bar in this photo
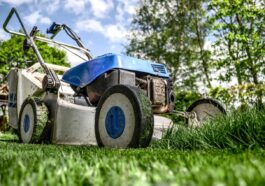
[3,8,49,73]
[3,8,92,61]
[3,8,62,91]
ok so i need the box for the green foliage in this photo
[127,0,265,105]
[209,86,233,108]
[127,0,212,90]
[154,107,265,150]
[209,84,265,108]
[0,35,70,79]
[208,0,265,85]
[174,90,201,111]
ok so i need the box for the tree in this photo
[126,0,212,90]
[208,0,265,85]
[0,34,70,79]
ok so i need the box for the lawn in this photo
[0,141,265,186]
[0,108,265,186]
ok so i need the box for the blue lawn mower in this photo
[3,8,226,148]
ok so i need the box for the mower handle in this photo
[3,8,92,60]
[3,8,61,91]
[3,8,50,73]
[3,8,27,37]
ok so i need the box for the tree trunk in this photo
[235,14,259,85]
[236,14,261,106]
[194,4,212,88]
[227,39,242,85]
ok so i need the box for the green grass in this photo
[0,142,265,186]
[154,108,265,150]
[1,108,265,185]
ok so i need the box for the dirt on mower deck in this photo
[0,84,8,105]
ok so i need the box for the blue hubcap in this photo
[23,114,30,133]
[105,106,125,139]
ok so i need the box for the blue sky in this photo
[0,0,139,66]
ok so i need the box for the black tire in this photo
[95,85,154,148]
[18,98,48,143]
[186,98,226,126]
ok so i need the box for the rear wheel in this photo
[95,85,154,148]
[186,98,226,127]
[18,98,48,143]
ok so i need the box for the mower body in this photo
[7,62,172,146]
[62,53,170,88]
[63,54,175,114]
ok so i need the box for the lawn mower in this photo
[2,8,226,148]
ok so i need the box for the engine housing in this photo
[83,69,175,114]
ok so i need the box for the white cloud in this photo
[124,1,138,15]
[76,18,127,43]
[39,0,61,14]
[118,0,138,14]
[115,1,137,23]
[65,49,87,66]
[87,0,114,18]
[104,24,127,43]
[0,29,10,40]
[115,3,124,22]
[24,11,51,26]
[39,16,52,25]
[24,11,39,26]
[76,19,104,33]
[0,0,33,6]
[75,0,139,44]
[64,0,88,15]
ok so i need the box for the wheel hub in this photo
[23,114,30,133]
[105,106,125,139]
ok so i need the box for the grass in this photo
[0,107,265,185]
[154,107,265,150]
[0,142,265,186]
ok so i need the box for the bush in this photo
[209,84,265,109]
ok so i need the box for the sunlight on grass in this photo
[0,108,265,185]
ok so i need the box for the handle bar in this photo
[3,8,61,91]
[3,8,50,73]
[3,8,92,60]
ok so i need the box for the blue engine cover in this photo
[62,53,170,88]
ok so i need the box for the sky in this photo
[0,0,139,66]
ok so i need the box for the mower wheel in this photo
[186,98,226,127]
[18,98,48,143]
[95,85,154,148]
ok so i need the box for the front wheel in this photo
[95,85,154,148]
[186,98,226,127]
[18,98,48,143]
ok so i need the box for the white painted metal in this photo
[7,69,43,129]
[52,98,97,145]
[16,70,43,125]
[153,115,173,140]
[7,64,72,129]
[7,69,18,129]
[27,63,70,74]
[49,93,172,145]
